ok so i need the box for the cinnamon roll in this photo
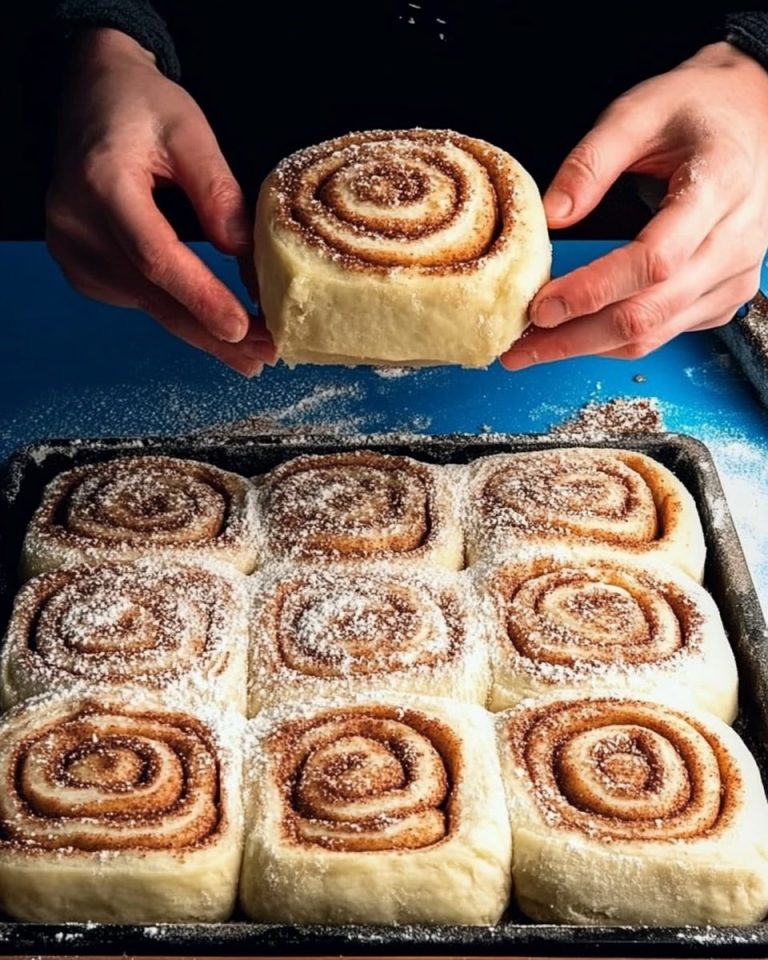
[256,451,463,569]
[20,455,260,580]
[248,563,490,714]
[465,447,706,581]
[0,559,250,712]
[239,696,511,924]
[254,128,551,367]
[480,556,737,720]
[0,694,243,922]
[497,695,768,926]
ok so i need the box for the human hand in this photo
[502,41,768,369]
[46,28,275,377]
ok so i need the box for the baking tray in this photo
[1,431,767,959]
[718,292,768,412]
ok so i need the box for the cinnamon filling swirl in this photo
[11,561,235,686]
[478,450,659,544]
[272,129,509,271]
[59,458,233,545]
[272,707,458,852]
[507,698,739,842]
[501,565,699,668]
[0,703,223,852]
[269,569,461,677]
[261,453,437,558]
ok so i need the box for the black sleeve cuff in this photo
[51,0,181,80]
[725,11,768,72]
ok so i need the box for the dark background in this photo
[0,2,738,242]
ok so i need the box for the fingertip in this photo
[216,323,249,344]
[542,187,574,223]
[531,296,570,329]
[221,356,264,378]
[499,350,534,372]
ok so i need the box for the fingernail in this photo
[544,189,573,220]
[217,316,249,343]
[534,297,569,328]
[501,349,537,371]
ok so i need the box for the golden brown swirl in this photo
[494,560,700,668]
[263,568,462,677]
[59,456,238,545]
[271,129,517,271]
[1,560,244,707]
[0,701,224,852]
[473,449,659,545]
[21,455,259,579]
[260,452,441,560]
[271,706,458,851]
[505,697,740,841]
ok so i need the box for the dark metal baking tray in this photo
[1,431,767,958]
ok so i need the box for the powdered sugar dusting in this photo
[248,563,491,713]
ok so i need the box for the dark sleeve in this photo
[51,0,181,79]
[724,11,768,70]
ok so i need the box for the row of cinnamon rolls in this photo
[19,446,706,581]
[2,689,767,927]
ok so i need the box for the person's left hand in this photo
[501,41,768,370]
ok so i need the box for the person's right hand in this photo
[46,27,275,377]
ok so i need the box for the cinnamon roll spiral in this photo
[20,455,260,579]
[239,696,512,924]
[0,695,243,922]
[482,557,737,719]
[278,708,453,853]
[465,448,706,580]
[254,128,551,367]
[1,559,249,712]
[248,564,489,713]
[256,451,463,569]
[498,695,768,925]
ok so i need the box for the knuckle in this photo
[45,191,79,236]
[641,242,677,286]
[737,270,761,304]
[621,339,659,360]
[206,173,242,210]
[134,241,170,284]
[79,149,115,194]
[613,298,667,344]
[565,139,602,185]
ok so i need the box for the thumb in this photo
[544,109,645,228]
[169,112,252,255]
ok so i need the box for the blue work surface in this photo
[2,240,768,450]
[2,239,768,609]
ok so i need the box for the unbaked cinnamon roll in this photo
[480,556,737,720]
[254,128,551,367]
[0,694,243,922]
[239,696,511,924]
[465,447,706,580]
[256,450,463,569]
[0,559,249,712]
[20,455,260,579]
[497,695,768,926]
[248,563,490,714]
